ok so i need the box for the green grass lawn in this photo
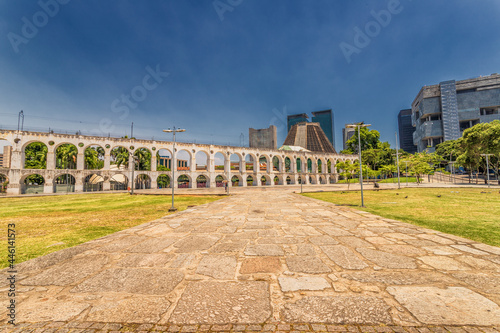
[303,188,500,246]
[0,193,221,268]
[337,177,420,184]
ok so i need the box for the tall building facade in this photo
[312,110,335,148]
[283,122,336,153]
[398,109,417,153]
[412,74,500,152]
[249,125,277,149]
[0,146,12,168]
[342,126,355,151]
[287,113,309,133]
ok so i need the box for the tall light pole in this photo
[481,153,493,188]
[395,132,401,189]
[346,122,371,207]
[163,127,186,212]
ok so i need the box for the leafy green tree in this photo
[405,152,440,184]
[336,160,357,189]
[85,146,105,169]
[24,142,47,169]
[56,144,78,169]
[344,127,382,153]
[379,164,396,179]
[134,148,152,171]
[111,147,129,168]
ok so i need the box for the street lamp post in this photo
[346,122,371,207]
[480,154,493,188]
[395,132,401,190]
[163,127,186,212]
[129,153,138,195]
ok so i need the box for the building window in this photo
[459,119,480,131]
[480,106,499,116]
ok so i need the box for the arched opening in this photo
[84,174,104,192]
[298,176,304,185]
[55,143,78,169]
[195,151,209,171]
[307,158,313,173]
[110,174,128,190]
[157,149,173,171]
[134,148,152,171]
[196,175,208,188]
[0,139,13,170]
[230,154,241,171]
[309,176,317,184]
[246,175,254,186]
[0,173,8,194]
[286,176,292,185]
[111,146,129,170]
[214,152,225,172]
[176,150,191,171]
[84,145,105,170]
[329,175,336,184]
[22,174,45,194]
[285,157,291,173]
[178,175,190,188]
[245,154,255,172]
[327,159,332,173]
[272,156,280,172]
[259,156,268,172]
[54,174,75,193]
[135,174,151,189]
[296,158,302,173]
[216,175,225,187]
[274,176,279,185]
[157,174,171,189]
[318,159,322,173]
[261,175,270,186]
[24,142,48,169]
[231,175,242,186]
[319,176,326,184]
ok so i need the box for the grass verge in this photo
[0,193,221,268]
[303,187,500,246]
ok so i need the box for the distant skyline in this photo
[1,0,499,151]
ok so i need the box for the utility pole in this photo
[395,132,401,189]
[346,122,371,207]
[164,127,186,211]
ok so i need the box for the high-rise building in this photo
[283,122,336,153]
[342,126,356,151]
[249,125,277,149]
[287,113,309,133]
[312,109,335,148]
[412,74,500,152]
[1,146,12,168]
[398,109,417,153]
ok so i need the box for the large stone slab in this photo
[319,226,353,236]
[285,256,331,273]
[244,244,284,256]
[16,245,90,273]
[473,243,500,255]
[378,245,426,257]
[240,257,282,274]
[125,237,177,253]
[87,297,171,323]
[116,253,174,267]
[387,286,500,325]
[452,272,500,294]
[168,281,271,324]
[282,296,392,324]
[418,256,469,271]
[210,240,248,253]
[278,276,330,292]
[21,254,109,286]
[309,235,338,245]
[196,255,237,279]
[71,268,183,294]
[341,271,455,285]
[174,235,220,252]
[98,235,149,252]
[336,236,373,248]
[356,248,417,269]
[320,245,368,270]
[17,298,90,322]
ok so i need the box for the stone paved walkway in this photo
[2,190,500,331]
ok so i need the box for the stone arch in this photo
[135,174,151,189]
[245,153,257,172]
[84,145,105,170]
[318,175,327,184]
[309,175,317,184]
[298,175,304,185]
[23,141,48,169]
[215,174,225,187]
[317,158,324,174]
[284,157,292,173]
[261,174,271,186]
[230,153,242,171]
[196,174,209,188]
[246,175,255,186]
[195,150,209,171]
[134,147,152,171]
[54,143,78,170]
[176,149,191,171]
[178,174,191,188]
[21,173,45,194]
[0,173,8,194]
[110,146,130,170]
[259,155,269,172]
[273,175,283,185]
[53,173,76,193]
[214,152,225,172]
[307,158,313,173]
[296,157,305,173]
[157,148,173,171]
[110,173,129,190]
[286,175,293,185]
[272,156,281,172]
[327,159,332,173]
[231,175,243,186]
[84,173,104,192]
[156,174,170,189]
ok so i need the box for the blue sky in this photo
[1,0,499,151]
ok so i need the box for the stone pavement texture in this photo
[2,190,500,331]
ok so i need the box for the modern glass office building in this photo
[287,109,335,148]
[398,109,418,154]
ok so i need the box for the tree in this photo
[336,160,357,190]
[134,148,152,171]
[379,164,396,179]
[344,127,382,153]
[85,146,105,169]
[111,147,129,168]
[56,144,78,169]
[24,142,47,169]
[405,152,440,184]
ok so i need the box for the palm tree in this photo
[85,146,105,169]
[134,148,151,171]
[56,144,77,169]
[111,147,129,169]
[24,142,48,169]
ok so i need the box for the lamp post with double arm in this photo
[163,127,186,212]
[346,122,371,207]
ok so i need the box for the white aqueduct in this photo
[0,129,356,195]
